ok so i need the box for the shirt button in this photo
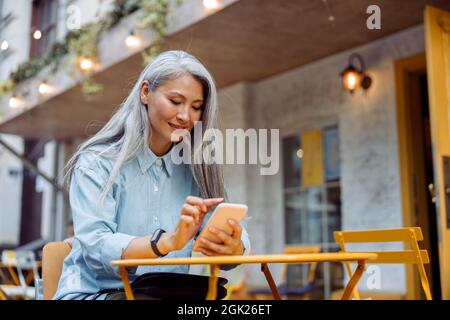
[154,184,159,192]
[155,158,163,166]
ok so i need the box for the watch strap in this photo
[151,228,167,257]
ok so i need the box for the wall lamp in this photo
[340,53,372,94]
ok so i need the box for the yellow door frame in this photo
[424,5,450,300]
[395,52,428,300]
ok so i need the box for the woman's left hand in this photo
[196,219,244,256]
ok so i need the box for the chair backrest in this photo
[42,242,72,300]
[282,245,321,285]
[333,227,432,300]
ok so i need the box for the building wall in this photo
[218,25,425,293]
[0,0,31,81]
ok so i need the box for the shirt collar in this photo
[137,144,175,177]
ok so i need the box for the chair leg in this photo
[341,260,366,300]
[261,263,282,300]
[7,267,20,286]
[416,264,432,300]
[410,230,432,300]
[343,261,361,300]
[0,288,8,300]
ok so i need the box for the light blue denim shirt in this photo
[53,144,250,300]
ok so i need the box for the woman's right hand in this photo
[162,196,224,252]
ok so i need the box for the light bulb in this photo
[79,58,93,71]
[9,96,22,109]
[1,40,9,51]
[33,30,42,40]
[341,69,362,93]
[125,33,141,48]
[203,0,219,10]
[38,81,53,95]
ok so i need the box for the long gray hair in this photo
[65,50,227,206]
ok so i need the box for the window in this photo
[30,0,58,58]
[283,126,343,299]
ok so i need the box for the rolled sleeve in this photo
[99,232,136,275]
[71,165,136,277]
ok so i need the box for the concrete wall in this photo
[218,25,426,293]
[0,0,31,81]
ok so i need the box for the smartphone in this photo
[192,203,248,252]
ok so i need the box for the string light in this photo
[79,58,93,71]
[33,30,42,40]
[9,95,22,109]
[322,0,336,26]
[125,31,141,48]
[1,40,9,51]
[38,80,53,96]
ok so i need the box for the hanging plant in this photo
[9,42,68,85]
[137,0,169,65]
[81,78,103,99]
[104,0,141,29]
[65,22,104,97]
[67,23,102,60]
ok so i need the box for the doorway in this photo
[395,53,441,299]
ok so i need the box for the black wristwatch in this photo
[151,228,167,257]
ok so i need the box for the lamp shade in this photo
[340,53,372,94]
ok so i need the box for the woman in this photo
[53,50,250,300]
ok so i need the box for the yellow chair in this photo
[0,250,40,300]
[0,287,8,300]
[245,245,321,300]
[334,227,432,300]
[42,242,72,300]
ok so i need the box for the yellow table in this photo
[111,252,378,300]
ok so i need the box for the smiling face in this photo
[140,73,205,156]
